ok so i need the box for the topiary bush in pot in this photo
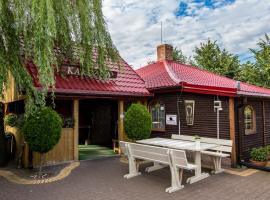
[124,103,152,141]
[23,107,63,176]
[250,147,268,167]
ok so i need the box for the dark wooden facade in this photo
[150,91,270,163]
[151,91,230,139]
[235,98,270,161]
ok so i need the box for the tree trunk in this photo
[0,103,7,166]
[38,153,45,178]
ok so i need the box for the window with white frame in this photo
[150,102,165,131]
[244,105,256,135]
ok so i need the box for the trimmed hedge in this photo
[23,107,63,153]
[124,103,152,140]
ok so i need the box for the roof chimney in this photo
[157,44,173,61]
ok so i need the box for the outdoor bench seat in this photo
[171,134,232,174]
[201,150,230,158]
[119,141,196,193]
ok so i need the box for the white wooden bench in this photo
[200,138,232,174]
[171,134,195,141]
[119,141,196,193]
[171,134,232,174]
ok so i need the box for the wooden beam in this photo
[229,97,237,167]
[118,100,124,142]
[73,99,79,161]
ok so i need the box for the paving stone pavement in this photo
[0,157,270,200]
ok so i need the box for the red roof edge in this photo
[182,82,237,97]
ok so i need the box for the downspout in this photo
[177,83,184,135]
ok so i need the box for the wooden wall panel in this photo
[237,99,265,160]
[33,128,74,167]
[151,92,230,140]
[1,73,25,103]
[5,126,24,157]
[264,100,270,146]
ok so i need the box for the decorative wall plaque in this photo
[184,100,195,126]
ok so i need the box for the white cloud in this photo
[102,0,270,69]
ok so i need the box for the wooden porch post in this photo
[229,97,237,167]
[73,99,79,161]
[118,100,124,142]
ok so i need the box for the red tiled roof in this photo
[136,60,270,98]
[26,58,151,97]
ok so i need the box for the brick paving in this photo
[0,157,270,200]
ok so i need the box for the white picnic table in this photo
[136,137,218,184]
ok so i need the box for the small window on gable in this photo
[150,102,165,131]
[244,105,256,135]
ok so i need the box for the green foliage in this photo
[4,113,25,129]
[266,145,270,155]
[193,39,240,79]
[172,47,188,64]
[172,47,194,65]
[4,114,18,127]
[237,61,259,85]
[248,34,270,87]
[124,103,152,141]
[23,107,63,153]
[250,147,268,162]
[0,1,119,116]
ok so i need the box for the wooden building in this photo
[137,44,270,166]
[1,57,150,167]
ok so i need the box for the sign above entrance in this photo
[59,65,118,79]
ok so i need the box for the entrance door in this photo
[91,104,112,146]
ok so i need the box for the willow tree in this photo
[0,0,119,114]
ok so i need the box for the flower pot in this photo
[250,160,267,167]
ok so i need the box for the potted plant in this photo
[63,117,74,128]
[266,145,270,161]
[250,147,268,167]
[23,107,63,177]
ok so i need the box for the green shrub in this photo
[23,107,63,154]
[250,147,268,162]
[4,113,24,129]
[4,113,18,127]
[124,103,152,140]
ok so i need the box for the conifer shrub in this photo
[124,103,152,141]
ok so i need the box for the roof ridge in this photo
[168,60,238,84]
[163,60,180,84]
[136,60,163,72]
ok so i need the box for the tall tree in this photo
[193,39,240,79]
[0,0,119,114]
[172,47,194,65]
[238,61,260,85]
[249,34,270,87]
[172,47,188,64]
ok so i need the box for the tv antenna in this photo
[160,21,163,44]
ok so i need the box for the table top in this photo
[136,137,217,152]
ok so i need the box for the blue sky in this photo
[103,0,270,69]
